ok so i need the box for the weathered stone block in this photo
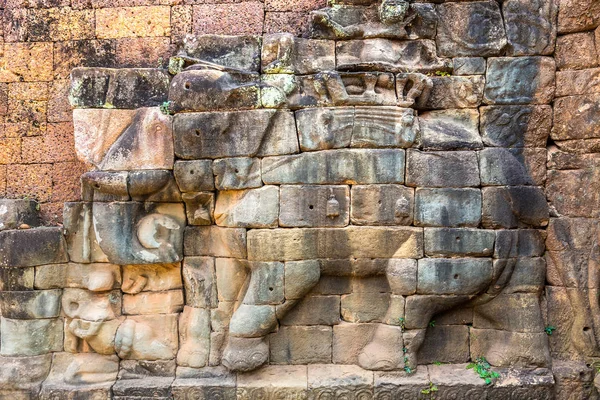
[215,186,279,228]
[484,57,556,105]
[213,157,262,190]
[0,227,67,268]
[556,67,600,97]
[70,67,170,109]
[494,229,545,258]
[174,160,214,192]
[122,263,182,294]
[115,314,179,360]
[36,263,121,292]
[0,199,41,231]
[269,326,332,364]
[279,185,349,227]
[95,6,170,39]
[295,107,353,150]
[474,293,544,332]
[556,32,599,70]
[427,363,488,397]
[247,226,423,261]
[0,290,61,319]
[123,290,184,315]
[351,184,413,226]
[552,93,600,141]
[169,69,260,112]
[279,295,340,326]
[119,360,176,379]
[308,364,373,398]
[283,260,321,301]
[478,148,547,186]
[417,258,493,295]
[470,328,550,367]
[424,228,495,257]
[336,39,451,73]
[332,322,377,364]
[414,188,482,227]
[263,149,405,185]
[436,1,507,57]
[406,150,480,188]
[182,192,214,226]
[183,257,217,308]
[0,354,52,391]
[553,360,598,400]
[229,304,277,338]
[62,289,121,321]
[0,267,34,291]
[261,73,334,109]
[419,109,482,150]
[42,353,118,392]
[184,226,247,258]
[418,75,485,109]
[480,105,552,148]
[547,169,600,218]
[1,318,63,356]
[236,365,307,398]
[482,186,549,228]
[374,368,430,399]
[215,258,248,302]
[172,375,236,400]
[418,325,470,364]
[341,292,390,322]
[262,33,335,74]
[173,110,298,159]
[177,306,210,368]
[182,35,261,71]
[112,377,175,399]
[502,0,558,56]
[243,261,285,305]
[453,57,486,75]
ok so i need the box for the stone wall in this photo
[0,0,324,224]
[2,0,600,398]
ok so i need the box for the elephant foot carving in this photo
[222,336,269,372]
[358,324,404,370]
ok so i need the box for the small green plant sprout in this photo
[429,320,436,328]
[421,381,439,396]
[434,70,451,77]
[402,347,408,354]
[433,361,444,366]
[398,317,406,331]
[545,325,556,335]
[159,101,174,115]
[466,357,500,385]
[404,365,413,374]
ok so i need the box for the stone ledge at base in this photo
[5,364,555,400]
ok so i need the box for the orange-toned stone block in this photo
[8,82,49,101]
[0,43,54,82]
[6,99,47,127]
[6,163,52,202]
[0,138,21,164]
[0,165,6,197]
[96,6,171,39]
[40,201,66,225]
[53,40,116,79]
[21,136,48,163]
[51,160,87,202]
[171,5,192,44]
[4,122,47,137]
[264,12,310,36]
[265,0,325,12]
[21,123,77,164]
[193,3,264,35]
[115,37,173,68]
[27,8,95,42]
[3,9,28,42]
[0,84,7,116]
[558,0,600,34]
[48,80,72,123]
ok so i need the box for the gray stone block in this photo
[0,290,62,319]
[181,34,261,71]
[470,328,551,367]
[215,186,279,228]
[0,228,68,268]
[1,318,63,356]
[479,148,546,186]
[419,109,482,150]
[213,157,262,190]
[341,292,390,323]
[418,325,470,364]
[473,293,544,332]
[173,160,214,192]
[480,105,552,148]
[453,57,486,75]
[243,261,284,305]
[262,149,405,185]
[0,199,41,231]
[269,326,333,364]
[414,188,482,227]
[496,258,546,294]
[416,75,485,109]
[279,295,340,326]
[333,322,378,365]
[484,57,556,105]
[417,258,493,295]
[173,110,298,159]
[424,228,495,257]
[494,229,545,258]
[279,185,349,227]
[436,1,507,57]
[184,226,247,258]
[262,33,335,74]
[351,185,414,226]
[502,0,557,56]
[308,364,374,398]
[482,186,549,228]
[182,257,217,308]
[0,354,52,391]
[406,150,480,188]
[0,267,34,291]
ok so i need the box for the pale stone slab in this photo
[419,109,482,150]
[341,292,390,323]
[122,263,182,294]
[247,227,423,261]
[173,110,298,159]
[237,365,307,398]
[351,185,414,226]
[333,322,378,365]
[184,226,247,258]
[177,306,210,368]
[406,150,480,188]
[61,288,121,321]
[123,290,184,315]
[308,364,373,397]
[262,149,405,185]
[473,293,544,332]
[417,258,493,295]
[269,326,333,364]
[279,295,340,325]
[374,368,430,399]
[469,328,551,367]
[262,33,335,74]
[296,107,354,151]
[213,157,262,190]
[336,39,451,73]
[183,256,217,308]
[279,185,349,227]
[284,260,321,300]
[1,318,63,356]
[243,261,285,305]
[215,186,279,228]
[229,304,277,338]
[414,188,482,227]
[424,228,495,257]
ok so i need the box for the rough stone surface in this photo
[417,75,485,110]
[482,186,549,228]
[215,186,279,228]
[1,318,63,356]
[424,228,495,257]
[419,109,482,150]
[350,185,414,226]
[0,228,68,268]
[478,148,547,186]
[269,326,332,364]
[405,150,480,188]
[279,185,349,227]
[182,35,261,71]
[262,33,335,74]
[502,0,558,56]
[414,188,482,227]
[213,157,262,190]
[480,105,552,148]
